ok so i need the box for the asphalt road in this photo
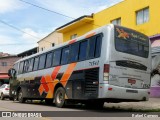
[0,99,159,120]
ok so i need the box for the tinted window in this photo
[13,63,19,72]
[33,57,39,71]
[53,49,61,66]
[88,37,96,58]
[19,61,24,74]
[46,52,53,68]
[38,54,46,70]
[0,84,5,88]
[28,58,34,72]
[23,60,29,73]
[95,35,102,57]
[70,43,79,62]
[115,26,149,58]
[61,47,69,65]
[79,41,88,61]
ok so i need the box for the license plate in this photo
[126,89,138,93]
[128,79,136,84]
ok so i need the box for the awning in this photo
[0,75,9,79]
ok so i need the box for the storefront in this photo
[0,73,9,86]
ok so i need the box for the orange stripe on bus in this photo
[60,62,77,87]
[85,32,95,38]
[68,39,76,44]
[45,75,53,98]
[46,82,54,98]
[38,84,44,95]
[51,66,61,80]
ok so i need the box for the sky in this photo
[0,0,123,54]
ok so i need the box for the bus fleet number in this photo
[89,60,99,66]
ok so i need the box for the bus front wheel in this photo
[55,87,66,108]
[18,89,26,103]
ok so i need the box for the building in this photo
[0,55,20,85]
[37,31,63,52]
[17,47,37,58]
[56,0,160,46]
[55,0,160,97]
[56,15,93,42]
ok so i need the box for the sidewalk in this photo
[105,98,160,111]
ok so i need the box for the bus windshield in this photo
[115,26,149,58]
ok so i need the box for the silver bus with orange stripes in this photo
[8,24,151,108]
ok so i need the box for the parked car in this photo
[0,84,9,100]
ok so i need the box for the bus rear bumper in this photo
[99,84,150,101]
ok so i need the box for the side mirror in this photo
[8,68,17,79]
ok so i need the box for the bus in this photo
[8,24,151,108]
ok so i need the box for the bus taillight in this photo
[104,64,109,81]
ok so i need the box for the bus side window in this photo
[23,60,29,73]
[52,49,61,66]
[38,54,46,70]
[79,40,88,61]
[19,61,24,74]
[95,35,102,57]
[13,63,18,73]
[28,58,34,72]
[46,52,53,68]
[69,43,79,63]
[61,47,69,65]
[88,37,96,59]
[33,57,39,71]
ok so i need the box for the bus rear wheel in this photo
[18,89,26,103]
[55,87,66,108]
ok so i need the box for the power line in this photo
[0,20,40,40]
[19,0,74,20]
[0,19,53,44]
[19,0,101,27]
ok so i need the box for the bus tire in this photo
[18,89,25,103]
[55,87,66,108]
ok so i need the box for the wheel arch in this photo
[53,83,64,97]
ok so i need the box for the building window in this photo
[52,43,55,47]
[70,34,77,39]
[111,18,121,25]
[136,7,149,25]
[41,47,45,51]
[1,62,7,66]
